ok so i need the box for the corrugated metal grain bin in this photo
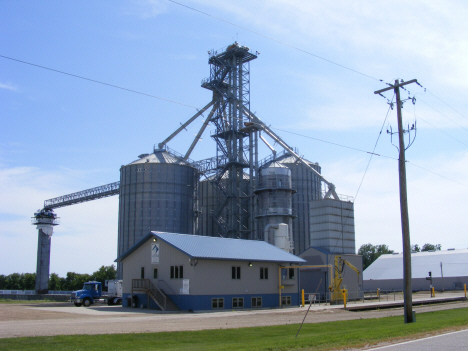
[117,150,197,275]
[272,155,322,254]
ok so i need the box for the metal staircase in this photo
[131,279,179,311]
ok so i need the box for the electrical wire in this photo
[167,0,383,82]
[402,106,468,147]
[0,54,198,109]
[426,89,468,123]
[406,161,468,189]
[353,94,395,201]
[327,98,394,253]
[417,97,468,135]
[271,127,398,161]
[1,55,466,190]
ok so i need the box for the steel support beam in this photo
[242,107,339,200]
[158,100,214,149]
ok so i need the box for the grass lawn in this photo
[0,308,467,351]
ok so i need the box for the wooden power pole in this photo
[374,79,418,324]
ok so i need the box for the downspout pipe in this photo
[264,223,279,243]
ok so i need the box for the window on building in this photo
[140,267,145,279]
[153,268,158,279]
[260,267,269,280]
[282,296,291,306]
[212,298,224,309]
[281,268,295,280]
[232,266,241,279]
[232,297,244,308]
[170,266,184,279]
[251,297,262,307]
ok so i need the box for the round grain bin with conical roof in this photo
[117,149,198,268]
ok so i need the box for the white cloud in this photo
[0,166,118,276]
[0,82,18,92]
[127,0,168,19]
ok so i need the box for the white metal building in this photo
[363,249,468,291]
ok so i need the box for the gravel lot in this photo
[0,299,467,339]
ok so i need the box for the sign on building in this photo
[151,242,159,264]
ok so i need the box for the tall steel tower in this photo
[201,43,258,238]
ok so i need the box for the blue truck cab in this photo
[70,281,102,307]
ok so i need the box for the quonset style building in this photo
[363,249,468,292]
[33,43,357,295]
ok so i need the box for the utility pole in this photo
[374,79,418,324]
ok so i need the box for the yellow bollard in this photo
[301,289,305,307]
[432,287,435,298]
[342,289,347,308]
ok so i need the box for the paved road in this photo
[367,329,468,350]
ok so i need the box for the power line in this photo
[329,98,394,252]
[353,94,395,201]
[167,0,383,82]
[0,54,197,109]
[426,89,468,123]
[402,106,468,147]
[0,53,402,161]
[274,118,468,190]
[2,55,466,190]
[417,97,468,135]
[272,127,398,161]
[406,161,468,189]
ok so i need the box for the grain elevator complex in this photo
[32,43,356,298]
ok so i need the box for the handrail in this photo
[132,279,167,310]
[158,280,181,300]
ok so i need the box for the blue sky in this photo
[1,0,468,276]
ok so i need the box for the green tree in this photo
[49,273,62,291]
[91,265,117,288]
[21,273,36,290]
[421,243,442,251]
[64,272,91,291]
[5,273,21,290]
[0,275,7,289]
[358,243,394,270]
[411,244,421,252]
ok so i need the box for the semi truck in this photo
[70,280,122,307]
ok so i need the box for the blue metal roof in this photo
[363,249,468,280]
[116,232,305,264]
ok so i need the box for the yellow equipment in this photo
[329,256,360,303]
